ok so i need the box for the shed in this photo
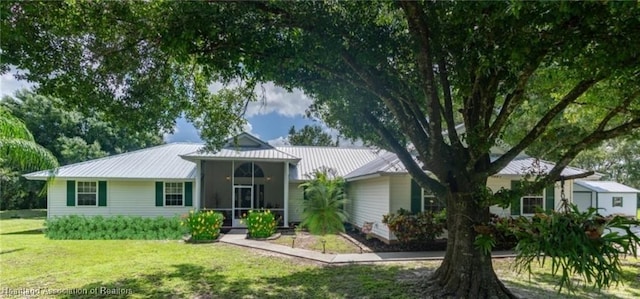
[573,180,639,217]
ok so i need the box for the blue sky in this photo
[1,72,328,145]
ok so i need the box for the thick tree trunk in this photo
[424,180,518,299]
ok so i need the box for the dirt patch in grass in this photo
[268,230,364,254]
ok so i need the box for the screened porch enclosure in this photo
[201,160,286,227]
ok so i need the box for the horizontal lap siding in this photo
[597,193,637,217]
[389,176,411,213]
[48,180,193,218]
[348,177,391,240]
[487,177,511,217]
[487,176,570,216]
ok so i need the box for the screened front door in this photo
[233,185,253,227]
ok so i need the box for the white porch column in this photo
[195,160,202,210]
[283,161,289,227]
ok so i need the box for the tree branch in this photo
[488,78,601,175]
[399,1,445,160]
[438,56,463,149]
[364,113,446,195]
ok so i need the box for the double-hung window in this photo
[521,195,543,215]
[77,181,97,206]
[165,182,184,206]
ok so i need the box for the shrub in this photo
[382,208,446,245]
[45,215,186,240]
[181,210,225,241]
[243,209,278,239]
[300,169,348,235]
[510,205,640,293]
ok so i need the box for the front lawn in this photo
[1,210,638,298]
[269,232,363,254]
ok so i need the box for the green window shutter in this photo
[510,181,520,216]
[98,181,107,207]
[155,182,164,207]
[410,179,422,214]
[185,182,193,207]
[545,185,555,211]
[66,180,76,206]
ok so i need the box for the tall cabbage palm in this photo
[0,107,58,173]
[300,169,348,235]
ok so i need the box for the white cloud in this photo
[247,82,313,118]
[267,136,291,146]
[242,122,259,138]
[0,69,33,98]
[208,81,313,118]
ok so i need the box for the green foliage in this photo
[300,169,348,235]
[181,210,224,241]
[45,215,186,240]
[288,125,337,146]
[0,105,58,172]
[509,206,640,293]
[572,135,640,189]
[382,209,447,245]
[242,209,278,239]
[1,91,163,210]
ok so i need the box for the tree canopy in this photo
[288,125,337,146]
[2,1,639,297]
[1,90,164,165]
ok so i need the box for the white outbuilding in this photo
[573,180,639,217]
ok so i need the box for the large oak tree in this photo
[2,1,639,297]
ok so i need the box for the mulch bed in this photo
[344,227,448,252]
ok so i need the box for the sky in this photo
[0,71,333,145]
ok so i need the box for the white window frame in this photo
[164,182,185,207]
[77,181,98,207]
[612,196,623,207]
[521,195,544,215]
[422,189,444,213]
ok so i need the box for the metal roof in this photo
[275,146,385,181]
[344,154,592,179]
[344,152,408,180]
[496,157,587,176]
[574,181,640,193]
[181,148,300,163]
[24,143,202,180]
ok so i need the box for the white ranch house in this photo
[27,132,630,243]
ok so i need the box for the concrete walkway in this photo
[219,231,516,264]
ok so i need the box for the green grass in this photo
[0,212,412,298]
[1,210,639,298]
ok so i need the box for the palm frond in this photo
[0,138,59,172]
[0,107,35,141]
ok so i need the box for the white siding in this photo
[487,177,512,216]
[487,176,572,216]
[288,183,305,223]
[48,180,194,218]
[389,175,411,213]
[347,177,391,241]
[596,192,637,217]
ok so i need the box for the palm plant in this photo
[0,106,58,173]
[300,168,348,235]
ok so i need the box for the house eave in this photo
[181,155,300,164]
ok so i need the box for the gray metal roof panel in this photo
[24,143,202,180]
[574,181,640,193]
[276,146,384,180]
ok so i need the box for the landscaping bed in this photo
[269,229,363,254]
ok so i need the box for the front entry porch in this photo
[200,160,287,227]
